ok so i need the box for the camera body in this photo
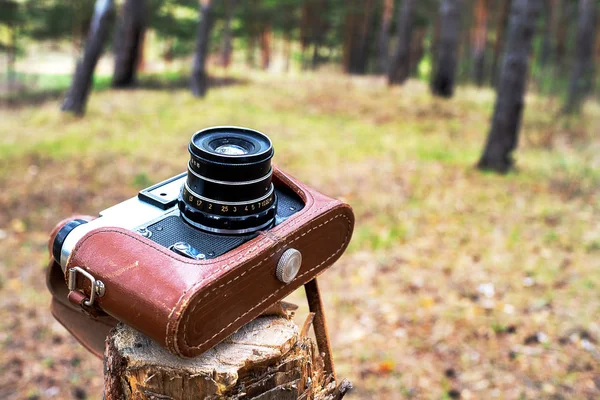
[53,172,304,271]
[47,127,354,359]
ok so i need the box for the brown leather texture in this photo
[50,167,354,358]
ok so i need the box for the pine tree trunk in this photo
[191,0,214,97]
[477,0,541,173]
[555,0,571,74]
[471,0,489,86]
[283,33,292,72]
[61,0,115,115]
[564,0,597,114]
[539,0,554,66]
[260,24,272,70]
[303,0,328,70]
[458,0,474,81]
[409,26,427,76]
[490,0,512,86]
[431,0,461,97]
[431,12,441,75]
[7,24,17,93]
[342,1,358,73]
[377,0,395,74]
[312,43,320,69]
[356,0,375,73]
[388,0,416,85]
[246,37,256,68]
[112,0,146,88]
[220,0,236,68]
[343,0,375,74]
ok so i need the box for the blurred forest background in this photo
[1,0,600,399]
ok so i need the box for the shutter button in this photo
[276,249,302,283]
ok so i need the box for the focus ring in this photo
[178,194,278,235]
[182,184,276,217]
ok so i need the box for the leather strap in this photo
[304,278,336,379]
[47,258,118,358]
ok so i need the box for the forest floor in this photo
[0,70,599,400]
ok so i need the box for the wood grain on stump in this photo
[103,309,351,400]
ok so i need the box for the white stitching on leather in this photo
[165,203,343,354]
[67,227,273,351]
[178,211,352,352]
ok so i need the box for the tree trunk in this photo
[312,43,320,69]
[431,11,441,76]
[409,26,427,76]
[260,24,272,70]
[137,32,146,72]
[388,0,416,85]
[490,0,512,86]
[7,23,17,93]
[564,0,597,114]
[61,0,115,115]
[431,0,461,97]
[103,316,351,399]
[191,0,214,98]
[377,0,395,74]
[477,0,541,173]
[283,34,292,72]
[112,0,146,88]
[555,0,571,74]
[300,0,327,70]
[300,0,312,69]
[220,0,236,68]
[471,0,489,86]
[458,0,474,81]
[356,0,375,73]
[342,2,357,73]
[246,36,256,68]
[343,0,376,74]
[539,0,554,66]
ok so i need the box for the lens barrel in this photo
[178,127,277,234]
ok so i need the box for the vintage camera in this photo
[47,126,354,359]
[52,126,304,268]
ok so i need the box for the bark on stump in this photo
[103,313,351,399]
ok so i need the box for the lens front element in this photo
[215,144,248,155]
[179,126,277,234]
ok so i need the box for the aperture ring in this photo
[182,184,276,217]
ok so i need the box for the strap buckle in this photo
[68,266,105,307]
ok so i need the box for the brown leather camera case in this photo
[47,167,354,358]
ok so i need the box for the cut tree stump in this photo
[103,304,351,399]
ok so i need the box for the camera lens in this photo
[179,126,277,234]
